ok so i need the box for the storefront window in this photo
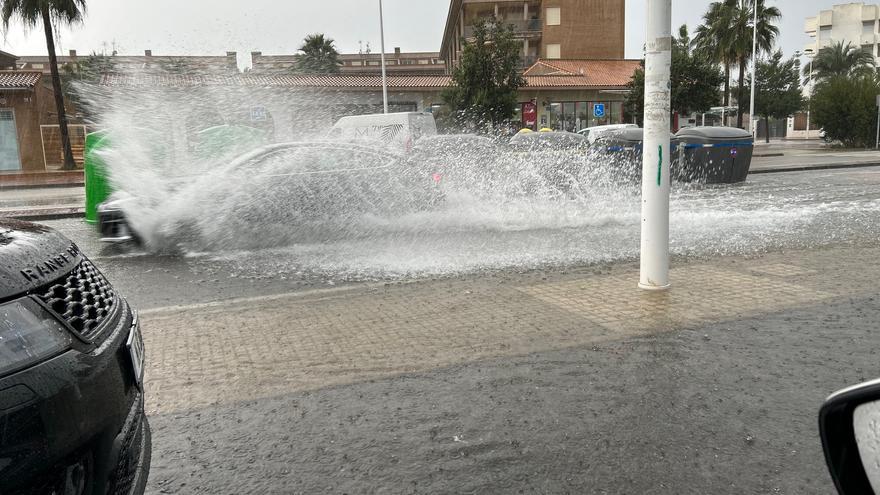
[547,100,624,131]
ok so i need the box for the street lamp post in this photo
[806,52,813,140]
[748,0,759,138]
[639,0,672,291]
[797,48,814,140]
[379,0,389,114]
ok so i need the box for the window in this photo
[546,44,561,59]
[31,63,44,69]
[819,26,832,40]
[546,7,561,26]
[865,20,876,35]
[418,59,429,64]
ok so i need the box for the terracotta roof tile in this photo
[0,71,41,89]
[523,59,641,87]
[98,61,639,91]
[99,73,453,89]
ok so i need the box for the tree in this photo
[296,34,341,74]
[693,0,780,128]
[625,25,723,126]
[811,75,880,148]
[693,1,737,110]
[62,52,115,118]
[729,0,780,128]
[440,19,525,130]
[807,40,875,84]
[746,51,803,142]
[1,0,87,170]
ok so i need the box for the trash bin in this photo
[84,130,112,224]
[675,126,754,183]
[594,128,679,181]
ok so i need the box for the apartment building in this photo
[805,2,880,60]
[440,0,626,70]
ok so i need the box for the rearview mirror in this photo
[820,378,880,494]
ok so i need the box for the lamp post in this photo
[639,0,672,291]
[748,0,759,138]
[379,0,389,114]
[796,48,815,140]
[806,49,814,140]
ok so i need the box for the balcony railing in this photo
[463,18,542,38]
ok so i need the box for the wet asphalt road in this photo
[144,295,878,494]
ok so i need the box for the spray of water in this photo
[75,79,880,280]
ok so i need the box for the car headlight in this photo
[0,297,72,376]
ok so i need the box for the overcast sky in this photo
[0,0,820,67]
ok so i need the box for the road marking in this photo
[139,279,418,317]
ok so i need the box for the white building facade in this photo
[805,2,880,61]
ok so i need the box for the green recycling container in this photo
[84,130,112,224]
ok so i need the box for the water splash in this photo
[74,81,880,280]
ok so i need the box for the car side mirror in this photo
[820,378,880,494]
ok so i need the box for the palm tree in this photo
[1,0,86,170]
[693,1,737,111]
[729,0,780,128]
[693,0,780,128]
[296,34,341,74]
[807,40,876,83]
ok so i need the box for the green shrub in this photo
[812,75,880,148]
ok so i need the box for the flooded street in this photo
[44,165,880,307]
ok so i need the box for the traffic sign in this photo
[593,103,606,118]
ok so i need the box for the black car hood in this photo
[0,219,83,301]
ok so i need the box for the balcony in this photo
[463,18,542,38]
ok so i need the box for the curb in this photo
[0,207,85,221]
[750,161,880,174]
[0,182,85,190]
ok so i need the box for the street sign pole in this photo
[379,0,389,114]
[875,95,880,149]
[639,0,672,291]
[748,0,758,139]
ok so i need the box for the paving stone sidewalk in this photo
[139,244,879,415]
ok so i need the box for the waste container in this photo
[594,128,679,181]
[84,130,112,224]
[675,126,753,183]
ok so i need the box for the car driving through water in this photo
[0,220,150,494]
[99,141,445,249]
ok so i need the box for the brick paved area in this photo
[140,245,880,415]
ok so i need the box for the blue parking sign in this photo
[593,103,606,118]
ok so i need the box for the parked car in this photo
[406,134,499,189]
[0,219,150,494]
[578,123,638,144]
[507,131,588,193]
[508,130,587,152]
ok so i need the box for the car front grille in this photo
[35,258,117,341]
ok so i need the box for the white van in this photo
[329,112,438,152]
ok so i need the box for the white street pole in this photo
[875,96,879,149]
[379,0,389,114]
[639,0,672,291]
[806,57,813,139]
[748,0,758,138]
